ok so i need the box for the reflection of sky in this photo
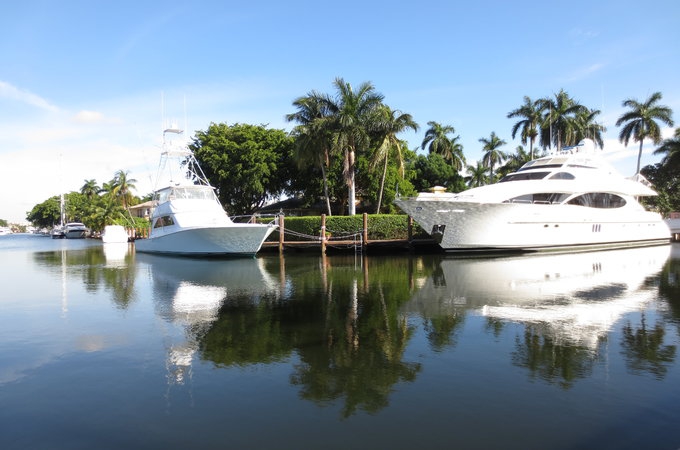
[0,238,136,385]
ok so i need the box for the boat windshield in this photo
[157,186,217,203]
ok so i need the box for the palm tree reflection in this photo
[621,314,676,379]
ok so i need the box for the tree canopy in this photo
[189,122,295,216]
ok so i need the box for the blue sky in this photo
[1,0,679,223]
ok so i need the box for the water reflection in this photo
[137,254,280,385]
[25,242,677,411]
[137,254,431,417]
[404,245,674,388]
[32,242,137,308]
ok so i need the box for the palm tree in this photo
[80,179,101,200]
[570,108,606,149]
[421,121,466,170]
[616,91,675,174]
[110,170,137,210]
[507,96,542,159]
[499,145,532,177]
[323,77,385,215]
[465,161,489,188]
[287,93,335,215]
[479,132,507,182]
[654,127,680,171]
[538,89,587,152]
[371,106,419,213]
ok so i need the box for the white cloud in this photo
[568,28,600,44]
[560,63,606,83]
[0,80,60,112]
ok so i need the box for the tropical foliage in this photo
[26,171,143,231]
[616,92,675,174]
[189,123,295,216]
[642,127,680,214]
[24,81,678,226]
[421,121,466,170]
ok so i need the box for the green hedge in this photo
[259,214,429,241]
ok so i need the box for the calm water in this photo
[1,234,679,450]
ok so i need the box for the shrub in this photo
[261,214,428,242]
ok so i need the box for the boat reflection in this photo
[405,245,671,349]
[102,242,131,268]
[136,254,280,384]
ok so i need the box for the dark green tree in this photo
[653,127,680,172]
[640,162,680,215]
[408,153,465,193]
[189,123,294,215]
[26,196,62,228]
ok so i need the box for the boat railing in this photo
[230,214,280,226]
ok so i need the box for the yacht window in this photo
[548,172,575,180]
[503,193,570,204]
[499,172,549,182]
[567,193,626,208]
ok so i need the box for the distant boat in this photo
[101,225,129,244]
[64,222,87,239]
[395,139,671,253]
[134,123,277,256]
[0,227,12,236]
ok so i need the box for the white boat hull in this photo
[102,225,129,244]
[395,199,671,252]
[134,224,276,256]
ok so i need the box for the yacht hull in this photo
[134,224,276,256]
[395,199,671,253]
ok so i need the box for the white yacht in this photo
[134,124,277,256]
[64,222,87,239]
[395,139,671,253]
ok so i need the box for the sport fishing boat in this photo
[134,124,277,256]
[395,139,671,253]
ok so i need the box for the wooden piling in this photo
[321,214,327,254]
[278,214,285,254]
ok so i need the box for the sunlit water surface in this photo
[1,234,679,449]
